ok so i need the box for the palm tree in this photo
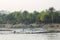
[49,7,55,24]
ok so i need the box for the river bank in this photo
[0,23,60,33]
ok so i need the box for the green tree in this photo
[37,11,48,23]
[22,11,29,24]
[48,7,55,24]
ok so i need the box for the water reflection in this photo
[0,33,60,40]
[45,33,60,40]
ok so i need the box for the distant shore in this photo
[0,23,60,31]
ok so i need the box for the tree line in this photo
[0,7,60,24]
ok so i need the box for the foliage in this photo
[0,7,60,24]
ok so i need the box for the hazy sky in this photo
[0,0,60,12]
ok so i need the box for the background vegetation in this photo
[0,7,60,24]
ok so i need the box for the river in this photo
[0,33,60,40]
[0,28,60,40]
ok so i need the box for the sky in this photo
[0,0,60,12]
